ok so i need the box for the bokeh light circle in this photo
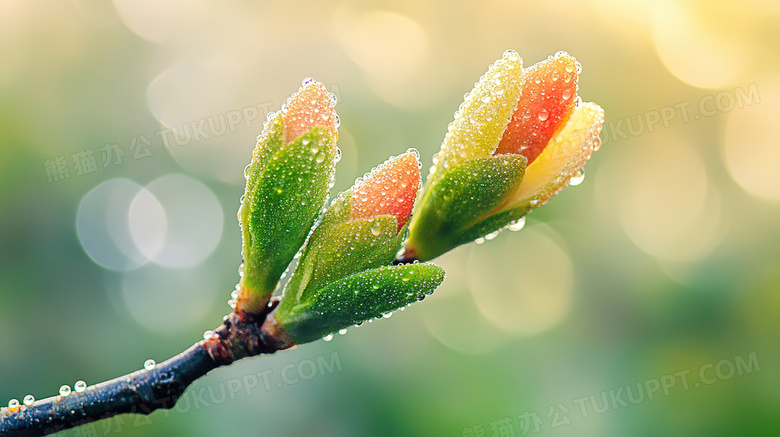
[129,173,223,268]
[76,178,148,271]
[421,248,510,354]
[468,226,574,337]
[651,0,747,89]
[722,80,780,201]
[607,135,725,262]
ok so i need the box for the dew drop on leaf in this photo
[507,217,526,232]
[569,168,585,186]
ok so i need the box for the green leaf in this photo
[406,154,526,261]
[239,126,338,298]
[275,263,445,344]
[277,195,407,318]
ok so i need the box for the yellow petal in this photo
[435,50,524,175]
[504,102,604,208]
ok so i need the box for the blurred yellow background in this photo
[2,1,779,436]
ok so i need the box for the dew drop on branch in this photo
[74,381,87,393]
[8,399,20,410]
[59,385,71,397]
[144,359,156,371]
[23,395,35,406]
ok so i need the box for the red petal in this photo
[350,151,421,232]
[282,80,338,145]
[494,54,579,164]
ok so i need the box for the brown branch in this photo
[0,299,293,437]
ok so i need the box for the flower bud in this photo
[272,151,445,345]
[236,79,340,314]
[405,51,604,262]
[278,150,421,308]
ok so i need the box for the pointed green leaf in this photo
[277,197,407,318]
[239,126,337,298]
[407,154,526,261]
[275,263,445,344]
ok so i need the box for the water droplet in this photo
[507,217,526,232]
[231,289,239,299]
[475,237,485,244]
[323,334,334,342]
[334,114,340,128]
[372,284,380,290]
[382,312,392,319]
[370,221,382,236]
[569,168,585,186]
[238,263,245,277]
[59,385,71,397]
[302,77,315,86]
[485,230,500,240]
[74,381,87,393]
[228,299,237,308]
[555,50,568,58]
[315,152,326,164]
[203,330,215,340]
[8,399,20,411]
[538,109,549,121]
[562,88,572,100]
[335,148,342,163]
[23,395,35,406]
[243,164,251,180]
[143,359,156,371]
[338,328,348,335]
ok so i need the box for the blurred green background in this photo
[2,1,779,436]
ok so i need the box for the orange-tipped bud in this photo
[282,79,339,145]
[351,151,421,232]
